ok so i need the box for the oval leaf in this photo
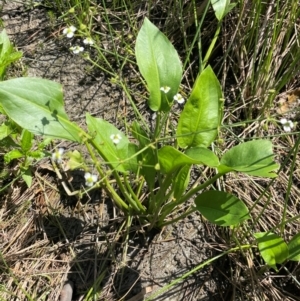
[158,145,217,174]
[125,143,139,174]
[185,147,219,167]
[177,66,222,148]
[86,114,132,173]
[4,149,23,163]
[135,18,182,111]
[194,190,250,226]
[173,165,191,201]
[254,232,289,270]
[21,129,33,153]
[130,121,156,187]
[219,140,279,178]
[0,78,83,142]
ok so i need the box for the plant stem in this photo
[178,172,225,204]
[124,175,146,213]
[202,22,221,69]
[85,140,129,212]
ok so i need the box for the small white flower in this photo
[70,45,84,54]
[280,118,294,132]
[160,86,170,93]
[83,37,94,45]
[52,148,64,163]
[84,172,98,187]
[110,133,122,144]
[173,93,185,104]
[63,25,76,38]
[152,112,157,120]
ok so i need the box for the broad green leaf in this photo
[21,129,33,153]
[0,30,22,79]
[38,137,52,150]
[86,114,131,173]
[194,190,250,226]
[219,140,279,178]
[177,66,222,148]
[140,147,157,191]
[173,165,191,201]
[28,150,46,160]
[135,18,182,111]
[0,123,9,140]
[288,232,300,261]
[131,120,156,187]
[185,147,219,167]
[21,167,32,188]
[254,232,289,270]
[0,29,11,57]
[211,0,237,21]
[125,143,139,173]
[4,149,23,163]
[0,78,83,142]
[158,146,208,174]
[5,51,23,64]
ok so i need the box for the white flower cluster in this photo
[280,118,294,132]
[160,86,185,104]
[62,25,94,54]
[52,148,98,187]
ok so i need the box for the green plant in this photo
[0,29,44,188]
[0,14,276,220]
[0,29,22,80]
[0,6,298,271]
[0,121,51,187]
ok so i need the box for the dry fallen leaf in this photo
[277,88,300,114]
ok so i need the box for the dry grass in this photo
[1,174,66,300]
[0,168,128,301]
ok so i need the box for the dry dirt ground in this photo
[1,2,300,301]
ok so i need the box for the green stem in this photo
[153,112,161,140]
[135,176,145,199]
[178,172,225,204]
[202,22,221,69]
[124,175,146,213]
[85,55,115,77]
[149,172,174,213]
[85,140,129,212]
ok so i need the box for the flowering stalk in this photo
[84,139,129,211]
[85,137,151,215]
